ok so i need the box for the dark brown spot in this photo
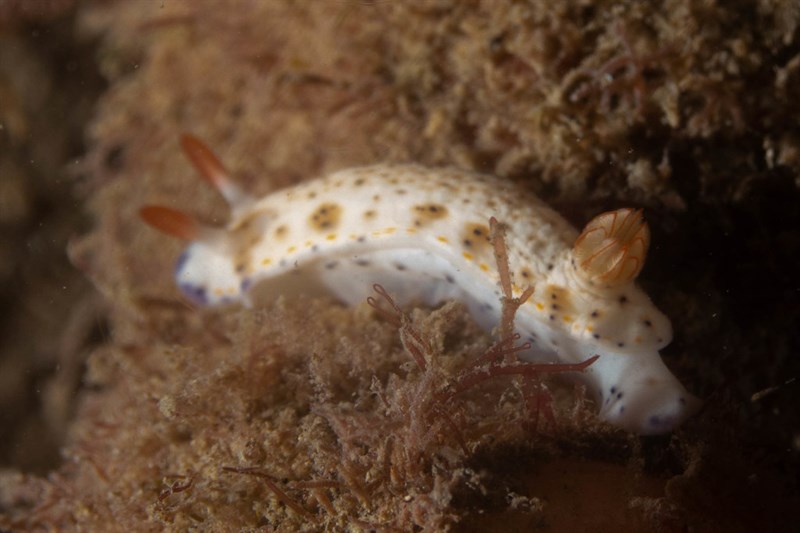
[354,178,365,186]
[411,203,448,226]
[363,209,377,220]
[591,310,599,318]
[461,223,491,252]
[309,203,343,231]
[618,295,628,304]
[274,224,288,239]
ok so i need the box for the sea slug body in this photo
[141,135,700,435]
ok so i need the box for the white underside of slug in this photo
[142,136,700,435]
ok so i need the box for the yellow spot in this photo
[326,233,337,241]
[462,251,474,261]
[287,246,297,253]
[479,263,490,272]
[437,236,449,244]
[536,302,545,311]
[562,315,573,323]
[384,227,396,234]
[406,227,417,234]
[349,233,358,240]
[261,258,273,266]
[304,240,313,247]
[586,325,595,332]
[213,288,224,296]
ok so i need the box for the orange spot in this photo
[462,251,474,261]
[536,302,545,311]
[479,263,490,272]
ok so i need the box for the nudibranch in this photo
[141,135,699,434]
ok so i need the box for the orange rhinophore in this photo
[572,208,650,286]
[180,134,250,207]
[139,205,200,241]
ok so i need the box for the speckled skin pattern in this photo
[163,163,699,434]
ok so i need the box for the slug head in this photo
[572,208,650,287]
